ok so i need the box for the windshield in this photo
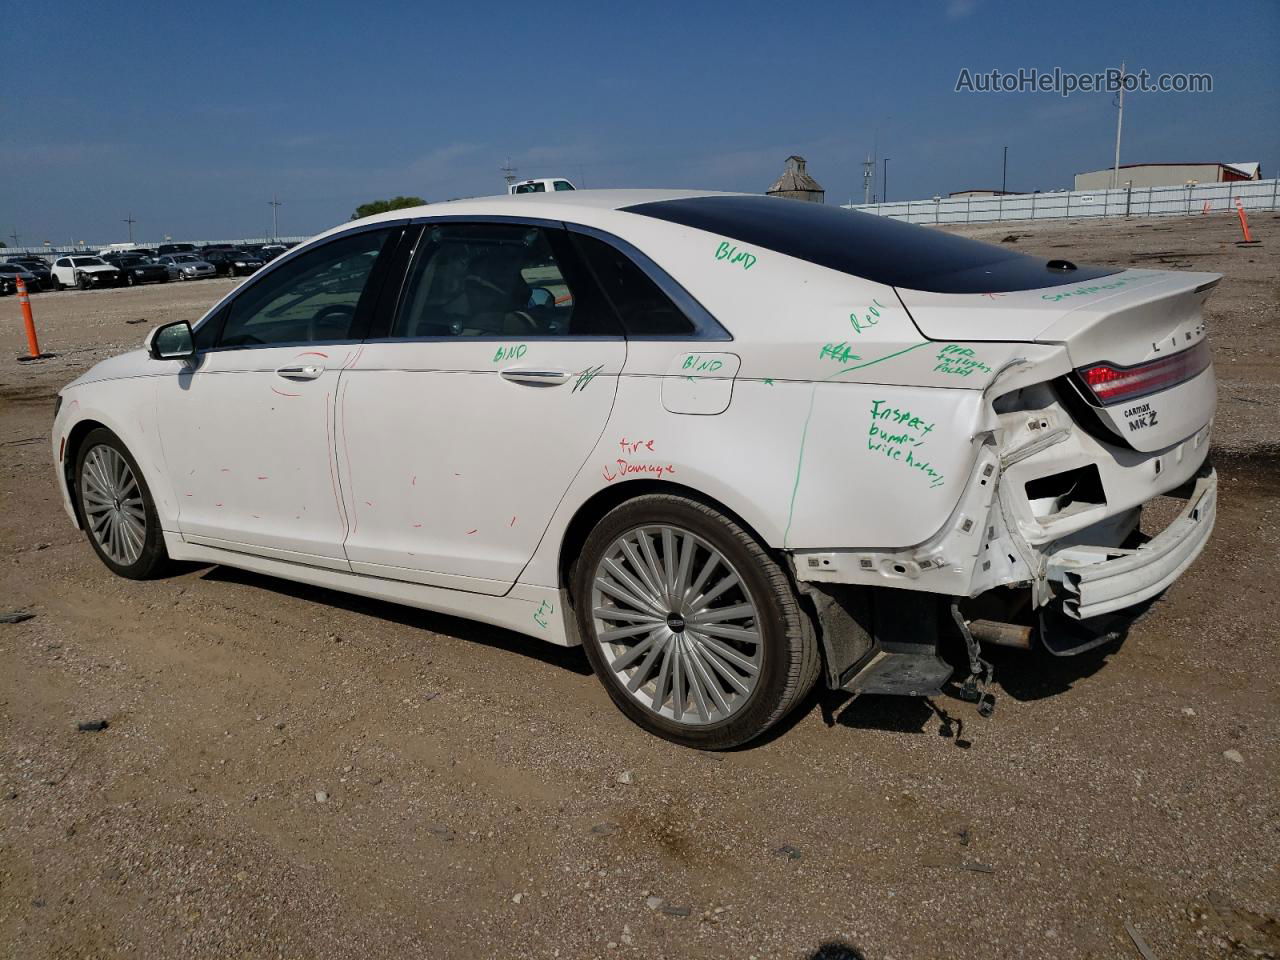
[72,257,107,266]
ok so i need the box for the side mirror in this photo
[148,320,196,360]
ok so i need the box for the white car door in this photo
[336,219,626,595]
[155,225,402,569]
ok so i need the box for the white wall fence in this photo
[843,178,1279,225]
[1,236,313,258]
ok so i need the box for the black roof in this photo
[624,194,1118,294]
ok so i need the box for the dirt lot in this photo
[2,216,1277,960]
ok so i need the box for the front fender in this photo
[53,377,173,532]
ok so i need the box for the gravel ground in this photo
[1,218,1277,960]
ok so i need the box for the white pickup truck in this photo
[508,177,576,194]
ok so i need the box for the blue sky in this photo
[5,0,1277,244]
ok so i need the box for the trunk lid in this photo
[897,268,1220,452]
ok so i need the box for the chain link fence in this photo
[843,178,1279,225]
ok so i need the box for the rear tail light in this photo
[1076,340,1211,406]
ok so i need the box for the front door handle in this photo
[499,368,570,386]
[276,364,324,381]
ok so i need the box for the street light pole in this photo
[1002,146,1008,194]
[1111,61,1126,189]
[268,195,282,241]
[122,214,136,243]
[883,158,890,203]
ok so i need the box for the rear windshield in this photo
[624,195,1120,294]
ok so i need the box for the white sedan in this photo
[51,190,1218,748]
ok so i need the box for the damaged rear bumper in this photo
[1047,467,1216,620]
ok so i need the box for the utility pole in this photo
[862,154,874,204]
[122,214,136,243]
[883,158,890,202]
[268,194,283,241]
[8,227,19,248]
[1002,146,1008,194]
[1111,60,1126,190]
[501,157,518,188]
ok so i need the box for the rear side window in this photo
[573,233,695,337]
[514,182,545,194]
[625,194,1120,294]
[553,180,575,191]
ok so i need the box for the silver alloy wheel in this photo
[590,524,763,726]
[81,444,146,566]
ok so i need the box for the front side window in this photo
[391,223,616,338]
[217,229,393,348]
[573,233,695,337]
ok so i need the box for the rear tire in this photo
[74,428,170,580]
[573,494,820,750]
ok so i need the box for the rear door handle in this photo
[499,368,570,386]
[276,364,324,381]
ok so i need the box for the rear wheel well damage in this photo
[555,479,814,650]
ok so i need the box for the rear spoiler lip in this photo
[893,268,1223,345]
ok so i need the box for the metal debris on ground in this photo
[1,612,35,624]
[775,844,803,860]
[1124,920,1159,960]
[76,719,109,732]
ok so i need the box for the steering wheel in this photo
[308,303,355,341]
[504,310,539,335]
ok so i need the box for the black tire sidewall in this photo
[573,495,804,750]
[74,427,168,579]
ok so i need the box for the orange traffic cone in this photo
[1235,198,1261,246]
[14,276,53,362]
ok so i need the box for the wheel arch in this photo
[556,479,780,599]
[61,417,110,528]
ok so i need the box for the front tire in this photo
[74,428,170,579]
[573,495,820,750]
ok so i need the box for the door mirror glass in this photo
[150,320,195,359]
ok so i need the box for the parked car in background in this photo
[3,258,53,290]
[48,190,1218,748]
[157,243,197,256]
[509,177,576,194]
[106,254,170,285]
[202,249,264,277]
[158,254,216,280]
[51,255,125,289]
[243,244,288,262]
[0,262,42,292]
